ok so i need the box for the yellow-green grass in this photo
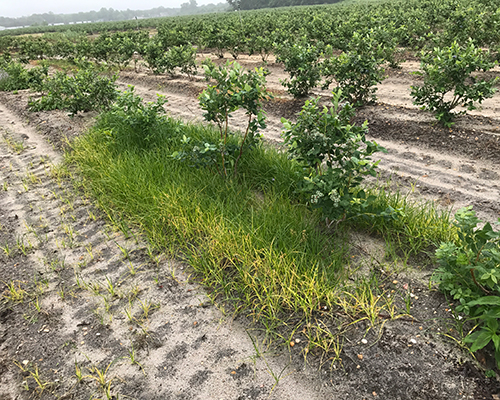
[66,114,456,351]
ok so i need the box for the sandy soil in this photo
[1,53,500,400]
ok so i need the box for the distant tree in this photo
[181,0,198,10]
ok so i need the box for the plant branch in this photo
[233,113,253,177]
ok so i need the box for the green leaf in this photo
[466,329,492,352]
[467,296,500,307]
[492,334,500,350]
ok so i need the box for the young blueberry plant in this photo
[281,90,386,223]
[434,206,500,367]
[28,60,117,116]
[321,32,389,106]
[411,39,497,127]
[275,36,323,98]
[177,60,270,177]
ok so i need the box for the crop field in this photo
[1,0,500,399]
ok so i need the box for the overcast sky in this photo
[0,0,221,18]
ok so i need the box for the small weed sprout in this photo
[89,281,102,295]
[2,280,28,303]
[138,298,159,320]
[16,235,32,256]
[13,361,54,395]
[31,297,43,313]
[85,243,94,260]
[74,360,84,383]
[245,331,291,392]
[2,134,25,154]
[123,305,134,323]
[126,260,140,276]
[83,360,120,398]
[105,276,117,297]
[127,343,146,374]
[115,241,130,260]
[0,242,12,257]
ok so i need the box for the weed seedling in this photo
[74,272,88,290]
[16,235,32,256]
[28,364,53,394]
[138,298,159,320]
[74,360,84,383]
[62,223,75,240]
[85,243,94,260]
[127,285,141,301]
[23,312,38,324]
[89,281,101,295]
[3,134,25,154]
[84,359,120,397]
[100,294,112,313]
[31,297,43,313]
[404,291,412,314]
[105,276,117,297]
[115,241,130,260]
[126,260,141,276]
[25,170,41,185]
[2,280,27,303]
[0,242,12,257]
[13,361,53,395]
[245,330,290,392]
[123,305,134,323]
[87,209,97,221]
[127,343,146,374]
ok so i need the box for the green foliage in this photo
[52,38,77,60]
[1,0,500,55]
[275,36,323,98]
[17,37,53,62]
[411,40,497,127]
[246,33,274,62]
[201,20,243,59]
[96,87,172,150]
[91,32,116,65]
[438,4,500,48]
[143,36,197,76]
[74,37,92,60]
[281,90,385,221]
[165,44,198,77]
[173,135,222,173]
[0,59,48,92]
[28,62,118,116]
[143,36,167,74]
[322,32,389,106]
[180,60,270,177]
[87,31,148,70]
[227,0,341,11]
[434,207,500,366]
